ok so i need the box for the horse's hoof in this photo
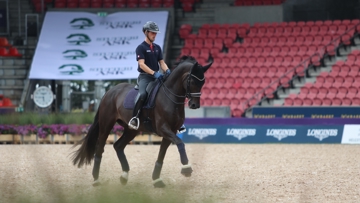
[120,171,129,185]
[120,176,128,185]
[92,179,101,187]
[153,178,166,188]
[181,164,193,177]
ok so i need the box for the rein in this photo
[159,62,204,105]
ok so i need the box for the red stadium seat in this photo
[103,2,114,7]
[115,2,126,7]
[127,2,138,7]
[182,2,193,12]
[343,97,352,106]
[79,2,90,7]
[8,47,22,57]
[0,47,8,56]
[179,24,192,40]
[67,2,78,7]
[54,1,66,7]
[163,0,173,6]
[312,97,322,106]
[176,19,354,111]
[91,2,102,7]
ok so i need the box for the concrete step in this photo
[199,2,232,8]
[0,88,23,105]
[171,48,181,57]
[181,12,215,18]
[177,17,214,23]
[0,68,29,74]
[1,75,27,80]
[0,65,28,69]
[0,58,31,66]
[8,19,41,26]
[272,98,285,106]
[289,87,301,94]
[338,45,352,56]
[0,79,27,88]
[350,44,360,51]
[176,20,214,29]
[9,10,34,17]
[323,55,336,66]
[202,0,234,3]
[2,92,22,100]
[9,11,36,17]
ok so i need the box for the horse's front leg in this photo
[176,141,193,177]
[152,138,171,188]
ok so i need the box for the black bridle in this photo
[161,62,204,105]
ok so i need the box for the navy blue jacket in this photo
[136,41,163,73]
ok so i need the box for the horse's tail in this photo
[72,109,100,168]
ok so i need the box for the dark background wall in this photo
[283,0,360,21]
[215,5,283,25]
[215,0,360,25]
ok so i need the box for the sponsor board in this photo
[307,129,338,141]
[252,106,360,118]
[29,11,168,80]
[187,128,217,140]
[182,124,343,143]
[266,129,296,141]
[341,125,360,144]
[226,128,256,140]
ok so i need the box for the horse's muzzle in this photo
[188,101,200,109]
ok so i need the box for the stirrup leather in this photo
[128,117,140,130]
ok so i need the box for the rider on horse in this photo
[128,21,186,134]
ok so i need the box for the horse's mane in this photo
[172,55,197,70]
[167,55,204,86]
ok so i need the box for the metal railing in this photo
[241,22,360,113]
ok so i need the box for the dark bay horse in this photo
[72,55,212,188]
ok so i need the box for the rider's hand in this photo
[165,69,171,76]
[153,71,164,80]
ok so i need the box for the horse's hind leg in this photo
[152,138,172,188]
[92,120,115,186]
[113,128,137,185]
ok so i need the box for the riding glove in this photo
[165,69,171,75]
[153,71,164,80]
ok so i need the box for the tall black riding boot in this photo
[128,98,145,130]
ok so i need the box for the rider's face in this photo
[147,31,157,42]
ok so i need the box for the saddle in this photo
[123,79,161,110]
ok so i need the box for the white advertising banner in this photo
[29,11,169,80]
[341,124,360,144]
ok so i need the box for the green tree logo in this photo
[58,64,84,75]
[63,49,88,59]
[70,18,95,29]
[66,34,91,45]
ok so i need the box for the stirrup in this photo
[177,124,186,134]
[128,117,139,130]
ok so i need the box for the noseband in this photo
[161,63,204,105]
[185,72,204,99]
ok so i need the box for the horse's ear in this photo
[191,62,198,73]
[202,62,213,73]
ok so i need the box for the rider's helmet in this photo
[142,21,160,34]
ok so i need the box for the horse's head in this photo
[172,55,212,109]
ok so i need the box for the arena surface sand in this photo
[1,144,360,203]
